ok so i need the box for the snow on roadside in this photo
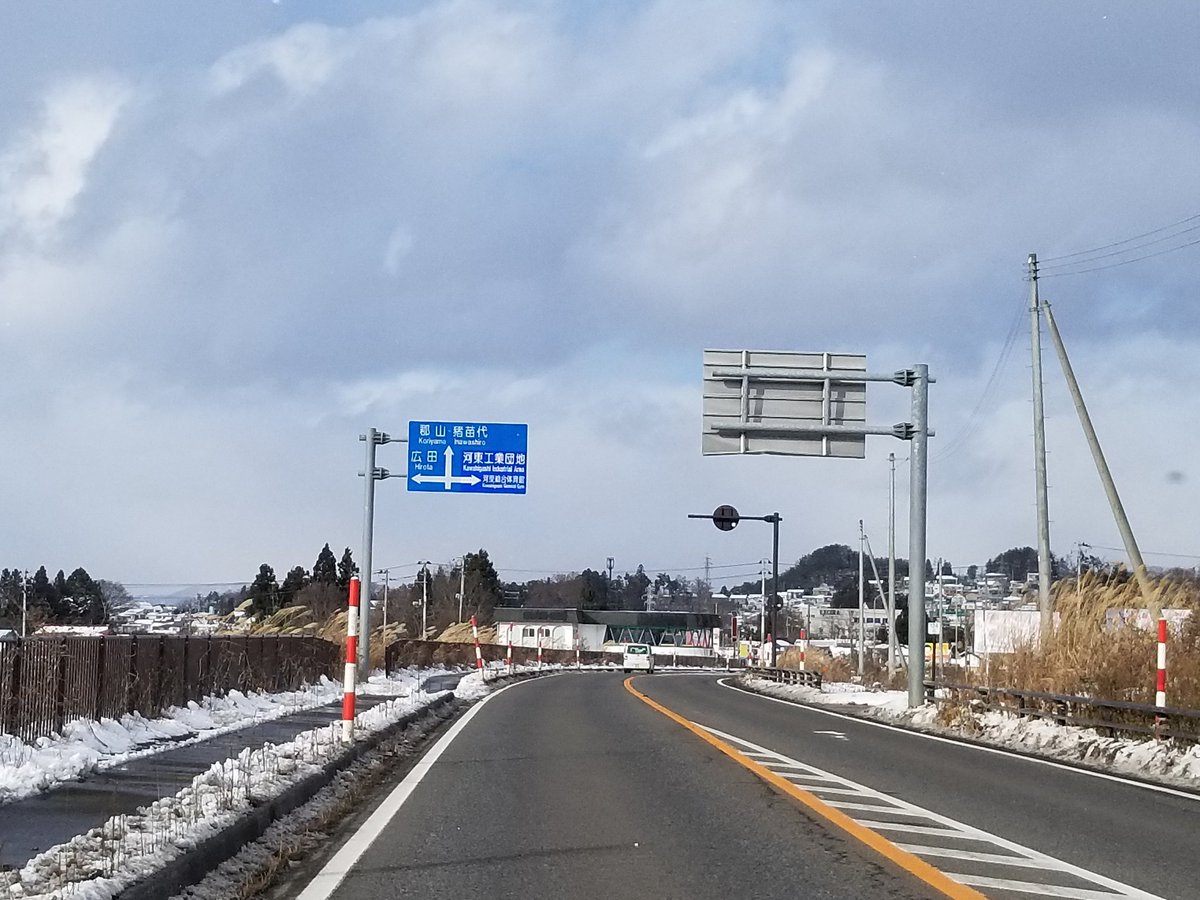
[0,666,460,806]
[2,666,510,900]
[739,676,1200,787]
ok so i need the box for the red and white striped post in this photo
[799,628,807,671]
[537,636,543,671]
[506,639,513,673]
[341,577,361,742]
[471,615,485,680]
[1156,617,1168,708]
[575,634,581,669]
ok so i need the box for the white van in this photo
[623,643,655,673]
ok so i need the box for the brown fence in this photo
[0,635,340,743]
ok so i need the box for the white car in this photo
[623,643,655,673]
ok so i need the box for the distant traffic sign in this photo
[712,504,739,531]
[407,421,527,494]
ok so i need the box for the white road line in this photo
[858,821,985,839]
[893,844,1059,870]
[716,677,1200,803]
[948,873,1128,899]
[799,785,880,797]
[695,722,1162,900]
[824,801,913,814]
[295,680,530,900]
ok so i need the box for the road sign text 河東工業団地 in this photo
[407,421,528,494]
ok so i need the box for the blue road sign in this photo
[407,421,528,494]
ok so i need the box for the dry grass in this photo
[983,571,1200,707]
[776,646,907,690]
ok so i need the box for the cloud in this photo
[1,1,1198,586]
[0,75,131,246]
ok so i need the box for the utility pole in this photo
[888,453,898,674]
[421,563,429,640]
[380,568,390,670]
[864,534,892,674]
[1029,255,1053,640]
[459,559,466,623]
[21,570,28,639]
[760,559,768,662]
[858,519,866,677]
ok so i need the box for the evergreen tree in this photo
[30,566,56,619]
[247,564,280,617]
[65,567,105,624]
[313,544,338,585]
[280,566,309,607]
[337,548,358,590]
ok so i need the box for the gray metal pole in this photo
[1029,255,1054,640]
[459,560,466,623]
[359,429,377,673]
[1042,301,1157,612]
[381,569,389,673]
[907,364,929,707]
[771,513,780,667]
[864,534,890,674]
[857,519,865,677]
[888,453,898,674]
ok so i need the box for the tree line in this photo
[0,566,116,629]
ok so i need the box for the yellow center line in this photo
[623,677,986,900]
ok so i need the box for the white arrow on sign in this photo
[410,447,482,490]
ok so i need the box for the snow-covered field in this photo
[739,676,1200,788]
[0,665,521,900]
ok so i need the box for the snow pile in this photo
[0,671,469,900]
[0,677,346,805]
[739,676,1200,784]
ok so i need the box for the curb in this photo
[114,693,459,900]
[115,670,557,900]
[727,674,1200,798]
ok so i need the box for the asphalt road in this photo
[637,675,1199,899]
[306,672,944,900]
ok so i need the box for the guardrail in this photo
[926,680,1200,742]
[747,666,823,688]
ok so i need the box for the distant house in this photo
[0,629,18,643]
[34,625,112,637]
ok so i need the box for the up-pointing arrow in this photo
[411,446,482,490]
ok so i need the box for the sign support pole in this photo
[907,365,929,707]
[359,429,378,674]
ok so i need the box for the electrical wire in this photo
[929,295,1026,464]
[1038,212,1200,263]
[1039,236,1200,278]
[1086,544,1200,561]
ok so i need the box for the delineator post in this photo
[341,577,361,742]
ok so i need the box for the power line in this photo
[1038,221,1200,271]
[930,295,1026,464]
[1086,544,1200,562]
[1038,235,1200,278]
[1039,212,1200,263]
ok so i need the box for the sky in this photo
[2,1,1199,596]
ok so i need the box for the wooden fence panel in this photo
[98,637,132,720]
[60,637,101,725]
[1,635,339,743]
[15,639,60,742]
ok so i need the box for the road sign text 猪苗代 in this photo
[407,421,528,494]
